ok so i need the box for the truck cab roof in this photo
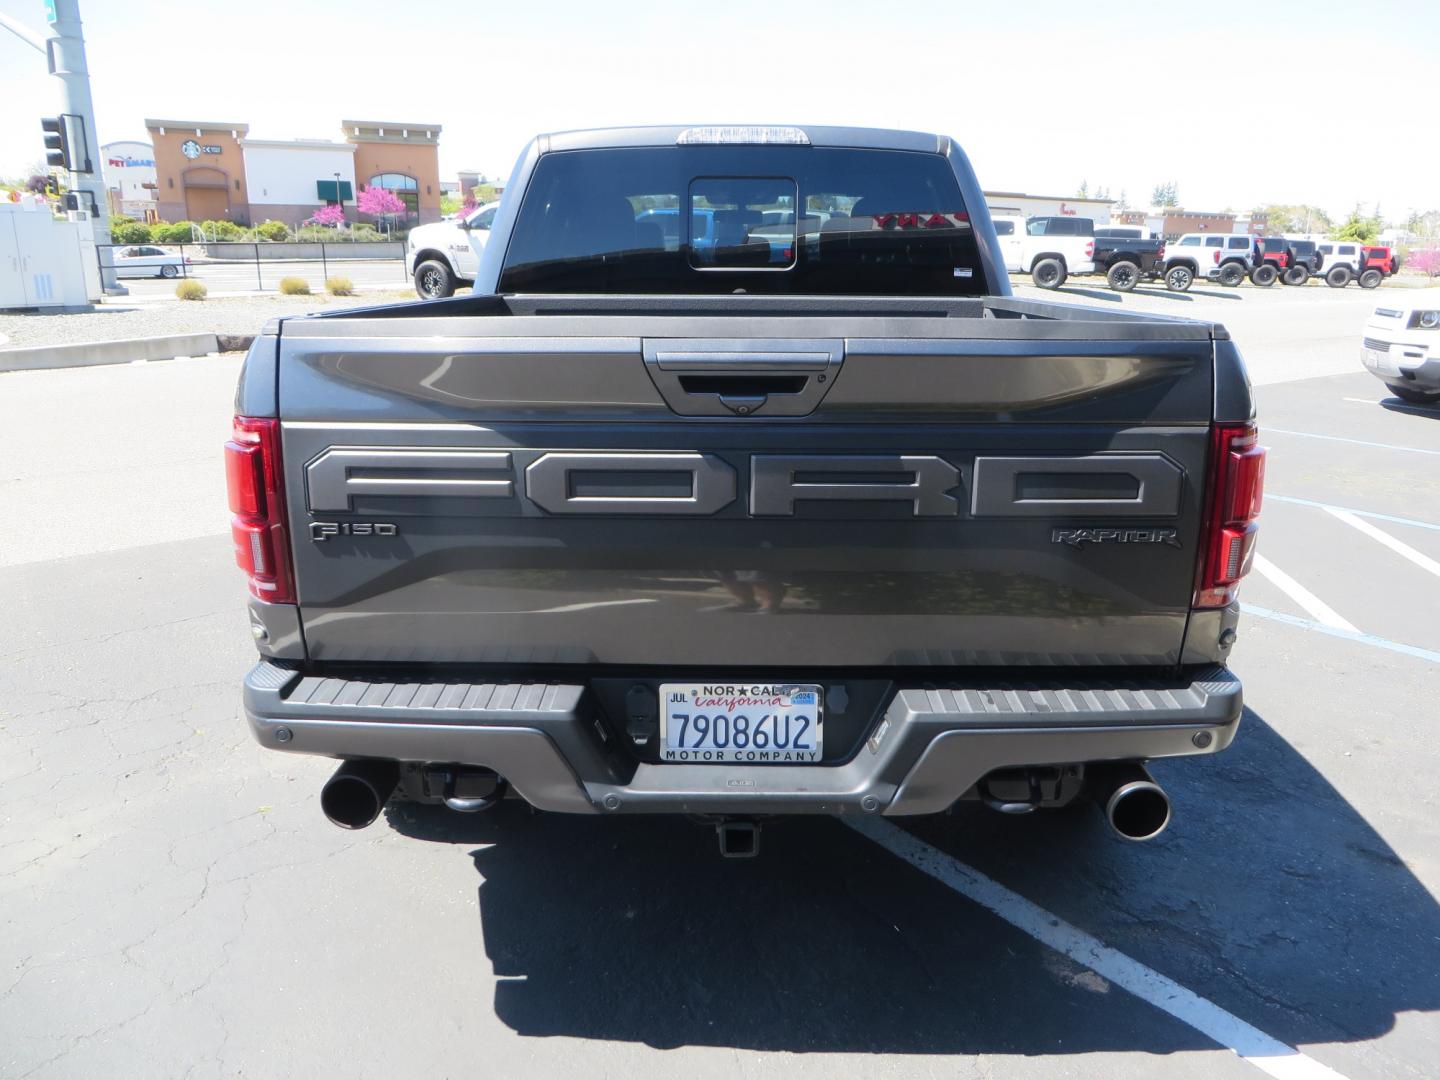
[541,124,949,154]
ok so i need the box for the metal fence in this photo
[96,241,409,296]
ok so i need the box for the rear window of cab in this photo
[498,146,984,295]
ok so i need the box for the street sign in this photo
[44,0,57,25]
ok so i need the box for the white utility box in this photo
[0,198,99,309]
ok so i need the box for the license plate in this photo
[1365,348,1394,374]
[659,683,823,763]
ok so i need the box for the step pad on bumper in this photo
[243,662,1241,816]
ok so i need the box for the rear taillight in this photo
[1195,423,1266,609]
[1213,250,1221,264]
[225,416,295,604]
[1159,244,1166,260]
[1085,240,1094,259]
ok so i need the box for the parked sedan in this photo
[112,245,188,279]
[1361,291,1440,404]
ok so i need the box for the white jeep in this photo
[1315,241,1365,288]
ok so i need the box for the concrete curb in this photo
[0,332,255,373]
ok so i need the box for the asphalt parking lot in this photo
[2,283,1437,1080]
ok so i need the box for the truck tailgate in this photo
[276,310,1216,668]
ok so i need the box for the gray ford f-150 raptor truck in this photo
[231,125,1263,856]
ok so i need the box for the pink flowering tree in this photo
[1408,248,1440,277]
[358,186,406,219]
[307,204,345,228]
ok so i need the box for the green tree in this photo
[1252,203,1333,234]
[1077,180,1090,198]
[1151,182,1179,208]
[1331,205,1381,244]
[1405,209,1440,239]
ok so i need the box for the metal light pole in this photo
[47,0,121,292]
[3,1,122,292]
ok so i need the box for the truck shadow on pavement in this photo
[387,707,1440,1055]
[1380,397,1440,418]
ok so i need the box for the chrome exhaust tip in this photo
[1093,763,1171,842]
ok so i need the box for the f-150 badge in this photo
[310,521,399,541]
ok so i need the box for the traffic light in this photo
[42,117,67,169]
[40,114,90,173]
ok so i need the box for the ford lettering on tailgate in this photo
[305,449,963,517]
[304,447,1185,520]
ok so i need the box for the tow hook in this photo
[424,766,508,813]
[716,819,761,858]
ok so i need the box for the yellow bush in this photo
[175,280,207,301]
[326,276,355,296]
[278,276,310,295]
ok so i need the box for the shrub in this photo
[201,218,244,241]
[255,219,290,242]
[111,221,153,244]
[110,214,136,228]
[175,280,207,301]
[292,223,389,243]
[325,276,355,296]
[278,276,310,295]
[152,221,196,244]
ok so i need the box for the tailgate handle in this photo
[643,338,845,418]
[653,350,833,371]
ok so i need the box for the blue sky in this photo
[2,0,1437,219]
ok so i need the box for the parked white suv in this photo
[1164,233,1257,289]
[406,201,500,298]
[1019,216,1096,288]
[1360,292,1440,404]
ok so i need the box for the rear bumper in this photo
[243,662,1242,817]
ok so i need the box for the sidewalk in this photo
[1,290,417,366]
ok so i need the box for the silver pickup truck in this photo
[229,125,1263,857]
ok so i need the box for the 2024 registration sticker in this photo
[659,683,823,763]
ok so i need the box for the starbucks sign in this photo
[180,139,222,160]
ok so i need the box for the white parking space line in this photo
[1322,507,1440,579]
[1243,604,1440,665]
[1251,555,1359,633]
[1263,429,1440,457]
[1266,495,1440,533]
[848,817,1350,1080]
